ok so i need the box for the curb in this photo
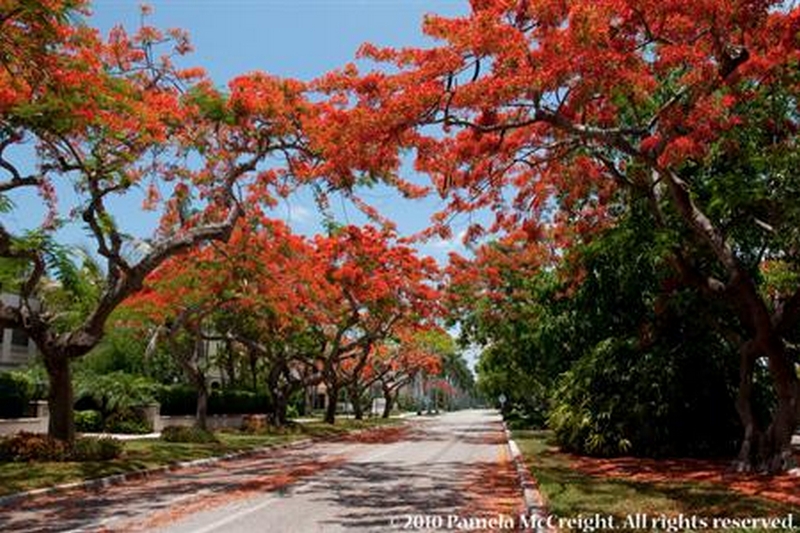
[0,436,314,509]
[503,424,551,533]
[0,420,407,508]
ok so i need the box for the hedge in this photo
[157,385,269,416]
[0,372,34,418]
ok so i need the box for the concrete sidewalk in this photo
[80,432,161,440]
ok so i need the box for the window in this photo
[10,329,28,348]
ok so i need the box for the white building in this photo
[0,294,39,371]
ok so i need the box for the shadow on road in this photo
[0,411,514,532]
[0,445,337,532]
[307,460,470,530]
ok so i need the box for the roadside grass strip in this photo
[0,417,402,499]
[512,430,798,533]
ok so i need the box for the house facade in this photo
[0,294,39,371]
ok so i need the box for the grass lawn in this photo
[0,416,401,497]
[513,430,798,533]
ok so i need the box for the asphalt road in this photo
[0,410,521,532]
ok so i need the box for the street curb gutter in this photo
[503,424,551,533]
[0,437,314,509]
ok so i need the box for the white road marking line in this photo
[183,496,279,533]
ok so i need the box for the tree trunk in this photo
[224,341,236,387]
[249,349,259,392]
[735,342,760,471]
[324,384,338,424]
[44,353,75,442]
[349,385,363,420]
[735,336,799,473]
[303,387,312,417]
[272,388,287,427]
[266,364,283,426]
[763,338,798,472]
[195,381,209,431]
[382,388,395,419]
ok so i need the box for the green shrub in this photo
[504,406,546,430]
[74,371,158,415]
[396,394,418,412]
[549,337,741,458]
[0,432,68,462]
[158,385,269,416]
[161,425,218,444]
[95,436,124,460]
[0,372,34,418]
[69,436,123,461]
[75,410,103,433]
[0,433,123,462]
[209,389,268,415]
[103,410,151,434]
[157,385,196,416]
[159,386,271,416]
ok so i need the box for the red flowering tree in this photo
[124,217,328,428]
[0,2,322,441]
[367,327,446,418]
[318,0,800,471]
[310,225,441,422]
[125,220,441,425]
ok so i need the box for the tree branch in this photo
[0,136,42,192]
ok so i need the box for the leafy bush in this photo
[396,394,419,412]
[103,410,151,434]
[209,389,268,415]
[549,336,741,458]
[160,425,218,444]
[79,330,148,375]
[157,385,196,416]
[74,371,158,415]
[159,386,270,416]
[0,433,124,462]
[504,406,546,431]
[69,436,124,461]
[0,372,34,418]
[75,410,103,432]
[0,432,68,462]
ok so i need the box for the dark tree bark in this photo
[324,383,338,424]
[249,349,259,393]
[43,352,75,442]
[381,388,396,419]
[348,384,364,420]
[223,340,236,388]
[734,337,798,472]
[195,379,209,431]
[266,363,289,427]
[735,341,760,470]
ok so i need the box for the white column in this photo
[1,328,10,364]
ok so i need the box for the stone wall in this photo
[0,401,48,435]
[0,402,248,436]
[155,414,245,432]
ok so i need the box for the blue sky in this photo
[3,1,482,263]
[2,1,483,365]
[84,0,475,263]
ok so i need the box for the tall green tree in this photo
[322,0,800,471]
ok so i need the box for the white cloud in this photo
[286,203,313,224]
[428,229,468,250]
